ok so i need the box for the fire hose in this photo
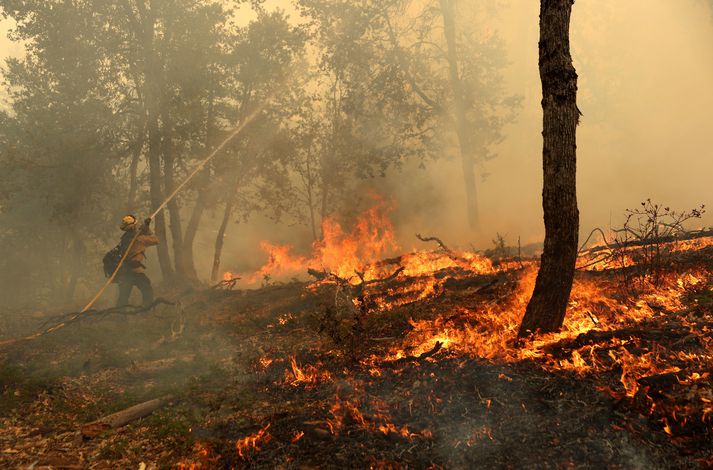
[0,92,278,348]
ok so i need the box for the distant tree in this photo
[298,0,520,232]
[518,0,580,337]
[294,0,433,236]
[205,10,305,280]
[439,0,478,229]
[375,0,521,230]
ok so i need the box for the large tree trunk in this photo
[147,114,173,281]
[141,2,174,282]
[159,17,186,281]
[440,0,479,230]
[518,0,580,337]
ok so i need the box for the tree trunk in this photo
[182,82,215,280]
[183,194,206,280]
[319,180,329,239]
[304,153,319,241]
[141,3,174,282]
[211,199,236,282]
[158,16,186,281]
[65,231,85,303]
[127,119,145,212]
[440,0,479,230]
[518,0,580,337]
[161,108,187,279]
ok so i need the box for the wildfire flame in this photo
[235,423,272,460]
[242,196,398,285]
[245,201,713,447]
[284,356,332,387]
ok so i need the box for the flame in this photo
[235,423,272,460]
[368,260,712,393]
[176,442,215,469]
[247,241,308,283]
[241,196,398,285]
[325,385,430,440]
[284,356,332,387]
[245,203,713,447]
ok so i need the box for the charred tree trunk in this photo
[519,0,580,337]
[440,0,479,230]
[211,199,236,282]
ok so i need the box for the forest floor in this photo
[0,242,712,469]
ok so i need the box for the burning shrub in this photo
[611,200,705,290]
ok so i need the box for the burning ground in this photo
[1,219,712,468]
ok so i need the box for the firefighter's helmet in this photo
[120,214,137,231]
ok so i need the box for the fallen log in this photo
[81,395,174,438]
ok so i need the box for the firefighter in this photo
[116,215,159,307]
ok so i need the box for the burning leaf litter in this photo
[2,205,713,467]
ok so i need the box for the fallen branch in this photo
[40,298,175,330]
[81,395,174,438]
[211,277,240,290]
[578,227,615,254]
[416,234,453,254]
[580,229,713,257]
[384,341,443,367]
[0,299,177,350]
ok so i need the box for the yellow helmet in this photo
[120,214,137,231]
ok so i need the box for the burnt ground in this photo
[0,251,712,469]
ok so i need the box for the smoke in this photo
[199,0,713,276]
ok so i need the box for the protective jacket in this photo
[119,228,159,274]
